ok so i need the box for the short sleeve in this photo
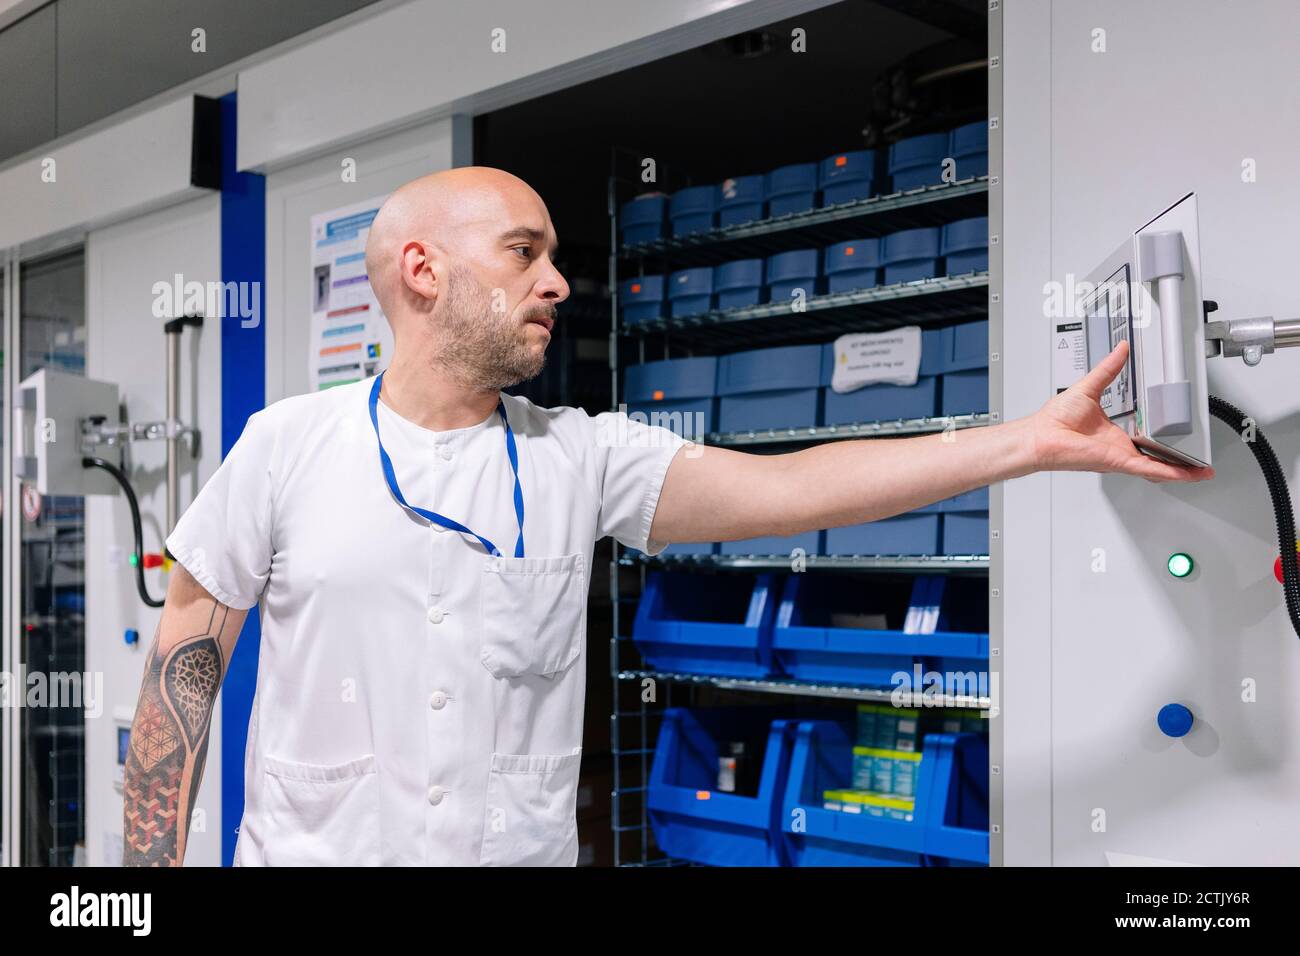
[165,410,276,610]
[591,411,687,555]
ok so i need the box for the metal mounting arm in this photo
[1204,313,1300,366]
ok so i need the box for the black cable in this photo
[82,456,164,608]
[1207,395,1300,639]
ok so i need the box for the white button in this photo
[427,606,445,624]
[438,445,453,461]
[427,785,446,806]
[429,691,448,710]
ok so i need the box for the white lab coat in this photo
[166,377,684,865]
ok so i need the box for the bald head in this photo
[363,166,569,390]
[365,166,554,318]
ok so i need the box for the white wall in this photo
[264,117,457,403]
[84,194,224,867]
[0,95,205,252]
[1002,0,1300,865]
[237,0,837,172]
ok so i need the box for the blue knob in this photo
[124,628,139,646]
[1157,703,1194,738]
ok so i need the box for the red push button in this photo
[142,553,165,569]
[1274,540,1300,584]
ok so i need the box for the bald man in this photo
[123,167,1211,867]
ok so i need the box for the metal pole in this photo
[165,326,180,536]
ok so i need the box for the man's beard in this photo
[433,265,551,390]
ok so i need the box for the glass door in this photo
[18,249,87,865]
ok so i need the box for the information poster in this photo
[308,196,394,390]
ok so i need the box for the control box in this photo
[1055,193,1212,467]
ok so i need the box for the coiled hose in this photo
[82,456,165,608]
[1207,395,1300,639]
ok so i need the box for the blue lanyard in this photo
[368,372,525,558]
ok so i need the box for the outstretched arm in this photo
[122,565,246,866]
[650,339,1214,546]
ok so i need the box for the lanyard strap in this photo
[368,373,524,558]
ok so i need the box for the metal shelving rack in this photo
[608,173,991,867]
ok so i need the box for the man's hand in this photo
[1023,339,1214,483]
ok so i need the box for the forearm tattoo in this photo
[122,603,228,866]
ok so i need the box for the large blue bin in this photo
[942,217,989,275]
[620,194,667,245]
[823,238,882,294]
[717,344,823,432]
[819,149,876,206]
[780,720,989,866]
[948,121,989,181]
[882,227,941,284]
[820,328,943,425]
[714,258,765,310]
[766,163,818,217]
[648,709,798,866]
[765,248,821,304]
[624,355,717,437]
[717,175,766,226]
[670,185,716,237]
[619,274,665,325]
[772,574,989,689]
[632,571,778,678]
[824,513,941,556]
[888,132,948,191]
[943,513,989,556]
[720,531,822,557]
[668,266,713,318]
[939,320,989,416]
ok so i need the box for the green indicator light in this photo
[128,553,138,568]
[1167,552,1193,578]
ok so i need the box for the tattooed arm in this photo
[123,566,247,866]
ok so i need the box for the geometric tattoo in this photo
[123,602,228,867]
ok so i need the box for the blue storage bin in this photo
[825,513,940,556]
[765,248,820,304]
[619,194,666,245]
[624,355,717,436]
[819,150,876,206]
[717,344,823,432]
[882,227,941,283]
[780,720,989,866]
[942,217,989,275]
[820,328,943,424]
[619,274,665,325]
[648,709,798,866]
[949,121,989,181]
[949,120,987,156]
[661,541,718,557]
[717,175,766,226]
[670,185,716,237]
[918,486,989,514]
[938,320,988,416]
[888,132,948,191]
[772,574,989,688]
[632,571,778,678]
[823,238,882,294]
[720,531,822,557]
[943,512,989,556]
[941,370,989,416]
[714,259,765,310]
[940,320,988,372]
[668,267,714,318]
[766,163,818,217]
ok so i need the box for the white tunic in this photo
[166,377,684,866]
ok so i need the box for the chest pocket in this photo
[479,553,585,678]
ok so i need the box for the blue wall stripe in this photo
[218,91,265,867]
